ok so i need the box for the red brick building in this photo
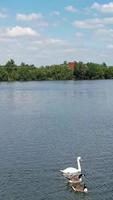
[68,61,78,70]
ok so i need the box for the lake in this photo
[0,80,113,200]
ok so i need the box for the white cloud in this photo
[94,28,113,43]
[0,38,12,42]
[17,13,43,21]
[73,18,104,29]
[6,26,37,37]
[65,5,77,13]
[73,17,113,29]
[32,38,67,48]
[0,8,8,19]
[92,2,113,13]
[107,44,113,49]
[63,48,76,53]
[91,2,101,10]
[64,47,88,53]
[37,21,49,28]
[16,13,49,28]
[95,28,113,37]
[0,12,7,18]
[50,11,60,16]
[45,38,64,45]
[103,17,113,23]
[75,32,83,37]
[63,48,88,53]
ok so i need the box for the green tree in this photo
[74,62,88,79]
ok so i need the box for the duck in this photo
[60,156,82,176]
[71,182,88,193]
[68,173,85,184]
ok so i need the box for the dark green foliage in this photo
[74,62,88,80]
[0,59,113,81]
[0,68,8,81]
[74,62,111,80]
[0,59,73,81]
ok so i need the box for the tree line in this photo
[0,59,113,81]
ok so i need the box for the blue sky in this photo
[0,0,113,66]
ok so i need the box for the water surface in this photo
[0,80,113,200]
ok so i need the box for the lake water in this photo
[0,80,113,200]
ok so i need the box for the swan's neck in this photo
[77,159,81,171]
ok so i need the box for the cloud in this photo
[0,9,8,19]
[37,21,49,27]
[107,44,113,49]
[16,13,43,21]
[32,38,67,48]
[73,17,113,29]
[65,5,77,13]
[92,2,113,13]
[0,37,12,42]
[73,18,104,29]
[75,32,83,37]
[50,11,60,16]
[94,28,113,44]
[95,28,113,38]
[63,47,88,53]
[6,26,37,37]
[0,12,7,18]
[16,13,49,28]
[44,38,65,45]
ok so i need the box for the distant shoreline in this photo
[0,59,113,81]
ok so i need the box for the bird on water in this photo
[60,156,82,176]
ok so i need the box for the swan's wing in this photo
[60,167,78,174]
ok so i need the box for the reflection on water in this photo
[0,80,113,200]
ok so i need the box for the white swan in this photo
[60,156,82,175]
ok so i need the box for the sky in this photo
[0,0,113,66]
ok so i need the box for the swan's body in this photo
[60,167,79,174]
[71,183,88,193]
[60,156,82,176]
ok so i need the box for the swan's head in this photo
[77,156,82,161]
